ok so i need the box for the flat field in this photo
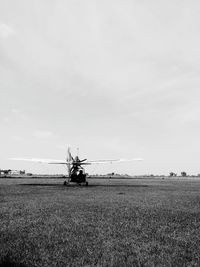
[1,177,200,267]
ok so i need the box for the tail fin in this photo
[67,147,73,162]
[66,147,73,178]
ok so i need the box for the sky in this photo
[0,0,200,175]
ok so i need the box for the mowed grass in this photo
[1,178,200,267]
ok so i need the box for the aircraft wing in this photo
[10,157,143,165]
[86,158,143,164]
[10,158,68,164]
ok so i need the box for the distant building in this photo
[0,169,26,176]
[10,170,26,175]
[0,169,12,176]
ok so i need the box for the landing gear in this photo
[63,180,89,186]
[63,169,89,186]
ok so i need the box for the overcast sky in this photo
[0,0,200,175]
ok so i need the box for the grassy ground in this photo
[1,178,200,267]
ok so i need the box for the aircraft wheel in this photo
[86,182,88,186]
[63,181,67,186]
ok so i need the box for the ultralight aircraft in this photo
[11,147,143,186]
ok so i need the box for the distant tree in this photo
[169,172,177,177]
[181,172,187,177]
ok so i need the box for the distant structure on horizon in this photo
[0,169,26,176]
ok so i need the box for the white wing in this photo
[10,158,67,164]
[10,157,143,165]
[86,158,143,164]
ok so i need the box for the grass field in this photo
[1,177,200,267]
